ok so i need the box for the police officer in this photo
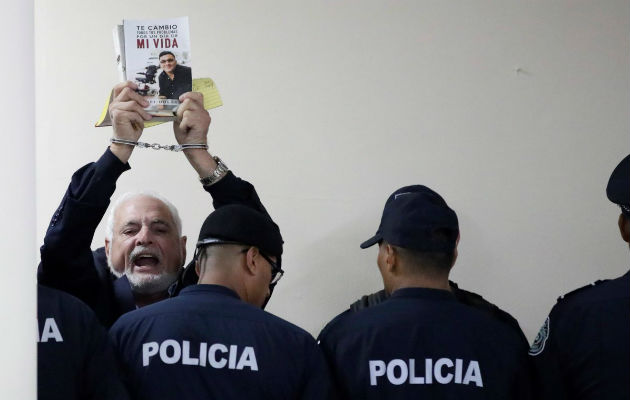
[529,154,630,399]
[38,285,129,400]
[109,204,335,400]
[318,185,532,399]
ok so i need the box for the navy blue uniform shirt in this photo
[529,271,630,400]
[38,285,129,400]
[110,284,336,400]
[318,287,532,399]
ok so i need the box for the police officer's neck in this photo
[386,274,452,294]
[197,262,252,303]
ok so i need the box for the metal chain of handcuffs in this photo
[110,137,229,186]
[110,137,208,152]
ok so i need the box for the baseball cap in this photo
[606,154,630,217]
[360,185,459,253]
[196,204,283,259]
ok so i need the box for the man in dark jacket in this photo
[38,81,270,327]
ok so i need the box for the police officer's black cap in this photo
[606,154,630,217]
[196,205,283,258]
[360,185,459,253]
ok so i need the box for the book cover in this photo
[122,17,192,118]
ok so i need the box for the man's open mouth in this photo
[130,253,161,271]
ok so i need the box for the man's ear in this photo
[180,236,187,267]
[618,214,630,243]
[453,232,460,266]
[244,247,260,276]
[195,259,200,277]
[384,243,396,273]
[104,239,111,260]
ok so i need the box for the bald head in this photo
[195,244,276,308]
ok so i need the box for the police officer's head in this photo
[194,205,284,308]
[606,154,630,244]
[361,185,459,293]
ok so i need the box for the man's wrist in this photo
[109,143,134,164]
[199,156,229,186]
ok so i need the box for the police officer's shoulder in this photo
[349,289,389,312]
[259,309,319,341]
[318,308,354,344]
[449,280,528,344]
[39,284,98,317]
[110,293,179,332]
[553,273,629,311]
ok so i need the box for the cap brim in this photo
[196,238,243,248]
[360,234,381,249]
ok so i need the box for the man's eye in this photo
[122,230,137,235]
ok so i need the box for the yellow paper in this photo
[95,77,223,128]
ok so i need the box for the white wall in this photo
[36,1,629,341]
[2,0,36,397]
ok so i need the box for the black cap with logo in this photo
[361,185,459,253]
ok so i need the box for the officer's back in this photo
[321,287,530,399]
[318,185,531,399]
[110,205,334,400]
[38,284,129,400]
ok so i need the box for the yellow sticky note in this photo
[95,77,223,128]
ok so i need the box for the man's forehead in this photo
[115,196,175,224]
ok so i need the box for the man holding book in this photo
[38,81,274,327]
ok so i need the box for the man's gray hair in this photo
[105,191,183,240]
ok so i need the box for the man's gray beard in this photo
[106,246,178,294]
[107,256,124,278]
[127,270,179,295]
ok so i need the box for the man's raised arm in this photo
[173,91,270,216]
[38,82,152,322]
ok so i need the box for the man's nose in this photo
[134,226,153,246]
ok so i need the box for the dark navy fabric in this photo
[109,285,336,400]
[350,281,530,351]
[529,271,630,400]
[318,287,532,399]
[38,285,129,400]
[38,148,269,327]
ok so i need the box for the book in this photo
[118,17,192,120]
[97,17,222,128]
[96,77,223,128]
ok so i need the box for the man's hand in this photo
[173,92,217,177]
[173,92,211,145]
[108,81,153,163]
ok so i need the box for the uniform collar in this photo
[179,284,241,300]
[390,286,456,301]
